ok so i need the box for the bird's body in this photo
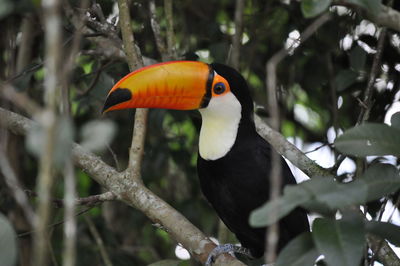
[103,61,310,261]
[198,123,307,257]
[197,63,309,257]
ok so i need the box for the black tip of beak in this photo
[102,88,132,113]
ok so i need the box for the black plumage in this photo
[102,61,310,260]
[197,63,309,258]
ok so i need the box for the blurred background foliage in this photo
[0,0,399,265]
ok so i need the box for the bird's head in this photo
[102,61,253,117]
[103,61,255,160]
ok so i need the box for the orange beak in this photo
[102,61,215,113]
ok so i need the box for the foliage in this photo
[0,0,399,265]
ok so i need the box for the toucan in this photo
[102,61,310,263]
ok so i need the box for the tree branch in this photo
[84,215,114,266]
[149,0,168,61]
[356,27,387,124]
[117,0,149,183]
[258,11,399,264]
[0,149,36,226]
[333,1,400,32]
[264,30,283,265]
[164,0,176,60]
[33,0,63,265]
[230,0,245,69]
[0,107,245,265]
[26,190,116,208]
[256,14,333,180]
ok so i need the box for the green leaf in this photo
[276,232,319,266]
[301,0,332,18]
[251,164,399,228]
[349,46,367,72]
[0,213,17,266]
[361,164,400,201]
[335,69,358,91]
[365,221,400,246]
[345,0,382,14]
[312,218,365,266]
[298,178,348,214]
[305,180,367,212]
[391,112,400,129]
[250,185,311,227]
[335,123,400,157]
[251,178,363,227]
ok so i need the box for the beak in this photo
[102,61,214,113]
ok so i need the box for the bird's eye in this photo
[213,82,226,95]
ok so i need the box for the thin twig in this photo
[0,149,36,226]
[60,0,90,114]
[77,60,115,97]
[264,14,332,263]
[17,206,97,238]
[6,32,76,84]
[304,142,331,154]
[325,53,339,134]
[265,36,283,266]
[33,0,63,264]
[370,195,400,266]
[16,13,36,73]
[62,161,77,266]
[26,190,116,208]
[149,0,168,61]
[329,155,347,173]
[84,215,114,266]
[356,28,387,124]
[230,0,245,69]
[1,83,42,115]
[58,4,90,265]
[47,228,60,266]
[117,0,148,182]
[164,0,176,60]
[106,143,121,171]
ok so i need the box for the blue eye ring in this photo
[213,82,226,95]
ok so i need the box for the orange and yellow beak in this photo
[102,61,229,113]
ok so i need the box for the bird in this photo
[102,61,310,264]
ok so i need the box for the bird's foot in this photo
[205,244,252,266]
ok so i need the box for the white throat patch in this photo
[198,92,241,160]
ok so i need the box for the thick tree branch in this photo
[0,107,244,265]
[103,4,243,263]
[367,234,400,266]
[333,1,400,32]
